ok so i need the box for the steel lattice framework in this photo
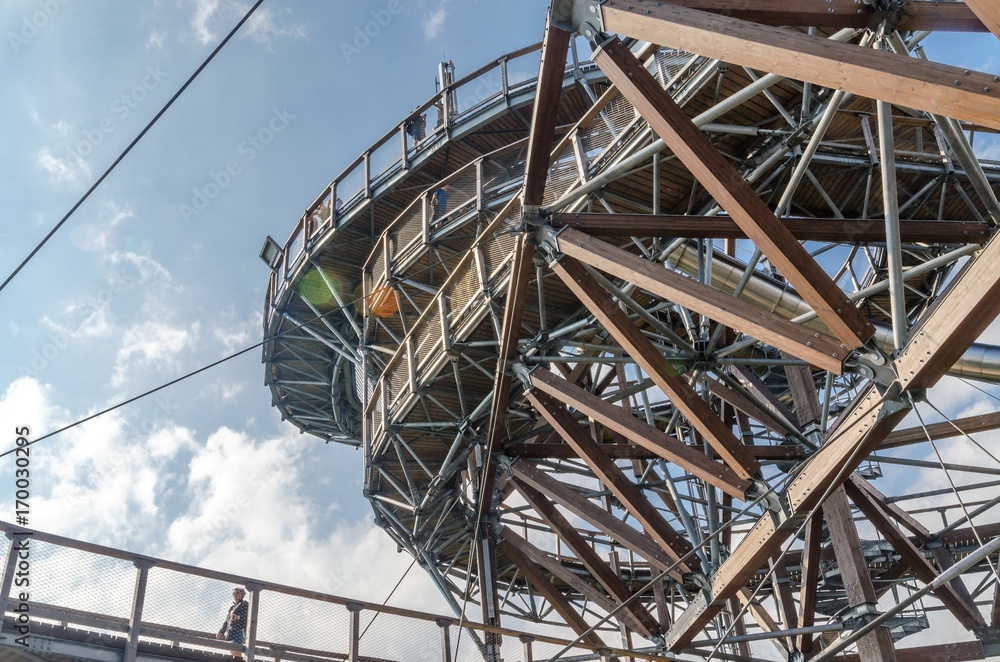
[263,2,1000,660]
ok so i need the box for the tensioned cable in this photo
[0,0,266,295]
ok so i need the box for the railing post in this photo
[441,91,451,130]
[400,124,409,171]
[124,558,155,662]
[475,159,484,212]
[422,193,431,244]
[519,635,534,662]
[346,602,363,662]
[0,530,30,630]
[330,182,339,225]
[436,618,452,662]
[363,151,372,200]
[500,58,509,96]
[244,582,263,662]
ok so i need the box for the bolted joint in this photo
[521,204,544,227]
[839,602,881,631]
[550,0,605,39]
[533,225,565,264]
[846,347,896,386]
[511,362,535,390]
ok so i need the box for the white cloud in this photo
[112,320,200,386]
[36,147,90,186]
[146,28,166,49]
[190,1,304,48]
[423,3,447,40]
[244,7,306,50]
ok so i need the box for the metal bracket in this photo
[847,347,896,386]
[839,602,881,630]
[550,0,605,40]
[521,204,544,227]
[534,224,565,264]
[511,362,535,390]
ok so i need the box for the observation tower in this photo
[262,2,1000,659]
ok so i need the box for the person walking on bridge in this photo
[216,587,249,657]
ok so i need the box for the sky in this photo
[3,0,1000,655]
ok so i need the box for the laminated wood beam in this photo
[548,213,989,244]
[513,481,662,638]
[797,511,824,658]
[480,235,534,525]
[552,227,847,372]
[824,486,898,662]
[661,382,911,651]
[528,367,753,498]
[497,536,606,648]
[837,641,988,662]
[600,3,1000,131]
[509,461,679,572]
[965,0,1000,39]
[705,379,796,438]
[548,256,760,480]
[591,38,873,348]
[499,528,646,634]
[844,479,986,632]
[652,1,987,32]
[894,234,1000,390]
[508,443,804,461]
[881,411,1000,450]
[525,387,695,573]
[522,18,571,206]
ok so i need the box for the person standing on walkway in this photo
[216,587,249,657]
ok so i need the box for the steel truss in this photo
[264,2,1000,660]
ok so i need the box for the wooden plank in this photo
[965,0,1000,39]
[662,382,911,651]
[705,378,795,437]
[510,462,678,572]
[499,527,645,634]
[837,641,987,662]
[508,443,803,460]
[591,38,873,348]
[497,536,606,648]
[846,474,930,539]
[797,510,824,658]
[894,234,1000,390]
[549,213,989,244]
[522,19,571,206]
[550,256,760,480]
[601,3,1000,131]
[529,367,753,498]
[769,555,798,652]
[824,486,899,662]
[653,0,988,32]
[554,227,847,372]
[881,411,1000,450]
[735,587,790,657]
[514,481,662,638]
[526,388,694,573]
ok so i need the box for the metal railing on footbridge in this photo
[261,41,607,341]
[0,523,666,662]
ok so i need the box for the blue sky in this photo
[0,0,549,614]
[3,0,1000,644]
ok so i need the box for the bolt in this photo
[954,80,962,86]
[985,87,992,93]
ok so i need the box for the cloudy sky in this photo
[3,0,1000,652]
[0,0,552,616]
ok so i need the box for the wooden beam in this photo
[591,38,873,348]
[837,641,988,662]
[525,388,695,573]
[549,213,989,244]
[553,227,847,372]
[705,379,796,438]
[661,382,911,651]
[824,486,899,662]
[513,481,662,638]
[881,411,1000,450]
[522,18,571,206]
[509,462,679,572]
[653,0,988,32]
[600,3,1000,131]
[797,510,824,658]
[965,0,1000,39]
[528,367,753,498]
[497,536,606,648]
[499,527,644,634]
[894,232,1000,390]
[549,256,760,480]
[508,443,804,461]
[481,235,534,526]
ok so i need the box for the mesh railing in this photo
[0,523,665,662]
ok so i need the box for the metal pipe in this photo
[877,92,907,352]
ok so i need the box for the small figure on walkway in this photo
[430,184,451,221]
[216,586,249,657]
[405,113,427,143]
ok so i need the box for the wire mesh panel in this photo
[27,541,136,620]
[358,610,442,661]
[254,591,351,655]
[142,566,236,638]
